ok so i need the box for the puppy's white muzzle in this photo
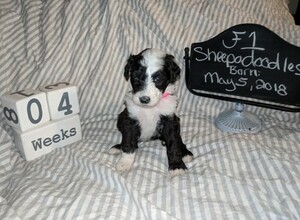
[133,88,162,107]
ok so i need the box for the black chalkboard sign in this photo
[184,24,300,112]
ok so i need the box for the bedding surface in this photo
[0,0,300,219]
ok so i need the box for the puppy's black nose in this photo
[139,96,151,104]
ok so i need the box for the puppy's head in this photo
[124,48,180,107]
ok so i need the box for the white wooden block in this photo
[12,114,82,161]
[39,82,80,120]
[1,89,50,132]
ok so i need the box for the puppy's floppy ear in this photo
[164,54,180,83]
[124,55,134,81]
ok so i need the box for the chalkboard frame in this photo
[184,24,300,112]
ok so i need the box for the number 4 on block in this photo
[39,82,80,120]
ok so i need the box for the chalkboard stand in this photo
[215,102,262,133]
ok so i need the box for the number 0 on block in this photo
[1,89,50,132]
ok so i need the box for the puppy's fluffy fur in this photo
[110,48,193,176]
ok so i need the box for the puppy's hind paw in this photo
[182,154,193,163]
[109,145,122,155]
[116,153,135,173]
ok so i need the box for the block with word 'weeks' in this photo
[1,89,50,132]
[39,82,80,120]
[13,114,82,161]
[1,82,82,161]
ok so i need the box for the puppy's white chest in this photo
[125,95,177,141]
[135,108,161,140]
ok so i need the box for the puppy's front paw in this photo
[169,168,186,177]
[168,160,187,177]
[116,153,135,173]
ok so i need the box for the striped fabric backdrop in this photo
[0,0,300,219]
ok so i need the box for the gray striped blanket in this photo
[1,0,299,219]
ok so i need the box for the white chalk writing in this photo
[194,30,300,97]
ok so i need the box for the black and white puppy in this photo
[110,48,193,176]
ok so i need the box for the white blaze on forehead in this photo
[141,49,166,74]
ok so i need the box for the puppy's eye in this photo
[133,75,140,81]
[153,75,162,83]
